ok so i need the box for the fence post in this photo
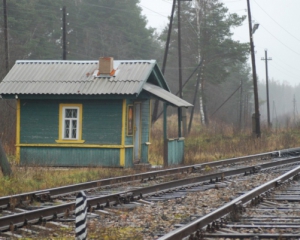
[75,191,87,240]
[0,139,12,176]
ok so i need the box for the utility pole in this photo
[178,0,192,136]
[152,0,176,124]
[239,79,244,130]
[3,0,9,74]
[293,95,296,125]
[246,0,260,137]
[261,50,272,128]
[178,0,182,100]
[245,93,249,128]
[161,0,176,75]
[177,0,185,137]
[0,0,13,176]
[62,6,67,60]
[272,100,278,129]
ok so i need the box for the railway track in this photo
[0,150,277,210]
[160,164,300,239]
[0,148,299,239]
[199,172,300,239]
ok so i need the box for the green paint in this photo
[168,139,184,165]
[125,148,133,168]
[140,100,150,163]
[20,99,59,143]
[20,147,120,167]
[82,100,122,144]
[20,99,122,144]
[125,136,133,145]
[18,97,151,167]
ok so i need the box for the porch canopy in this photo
[143,83,193,167]
[143,83,192,108]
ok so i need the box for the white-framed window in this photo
[56,103,84,143]
[63,107,79,139]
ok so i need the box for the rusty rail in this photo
[0,151,277,209]
[0,156,299,232]
[159,164,300,240]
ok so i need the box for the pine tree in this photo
[159,0,249,125]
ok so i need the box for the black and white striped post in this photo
[75,191,87,240]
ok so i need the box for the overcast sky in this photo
[139,0,300,87]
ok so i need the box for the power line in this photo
[222,0,243,3]
[260,25,300,56]
[210,84,241,117]
[269,61,300,81]
[139,4,169,18]
[252,0,300,43]
[275,59,300,74]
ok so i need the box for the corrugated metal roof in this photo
[143,83,193,107]
[0,60,156,95]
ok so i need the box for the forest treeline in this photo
[258,80,300,128]
[0,0,298,152]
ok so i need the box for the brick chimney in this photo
[99,57,113,75]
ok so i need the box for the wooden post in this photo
[178,107,182,138]
[152,0,176,123]
[0,139,12,176]
[3,0,9,74]
[163,103,168,168]
[247,0,260,137]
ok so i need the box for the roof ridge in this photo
[3,80,93,83]
[16,60,156,64]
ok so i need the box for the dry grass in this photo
[149,114,300,165]
[0,163,139,196]
[1,114,300,196]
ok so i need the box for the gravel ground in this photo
[57,170,282,239]
[10,164,296,239]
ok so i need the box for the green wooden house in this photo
[0,58,192,167]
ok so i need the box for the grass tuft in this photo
[1,114,300,196]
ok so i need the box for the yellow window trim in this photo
[16,143,134,148]
[127,104,134,136]
[55,140,85,144]
[57,103,84,143]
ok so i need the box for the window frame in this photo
[63,106,79,140]
[127,105,134,136]
[56,103,85,143]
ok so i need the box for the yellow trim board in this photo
[120,99,126,167]
[55,140,85,144]
[16,99,21,164]
[17,143,134,148]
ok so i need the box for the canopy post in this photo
[178,107,182,138]
[163,102,168,168]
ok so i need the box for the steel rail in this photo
[0,156,299,232]
[203,233,300,238]
[0,151,276,209]
[158,164,300,240]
